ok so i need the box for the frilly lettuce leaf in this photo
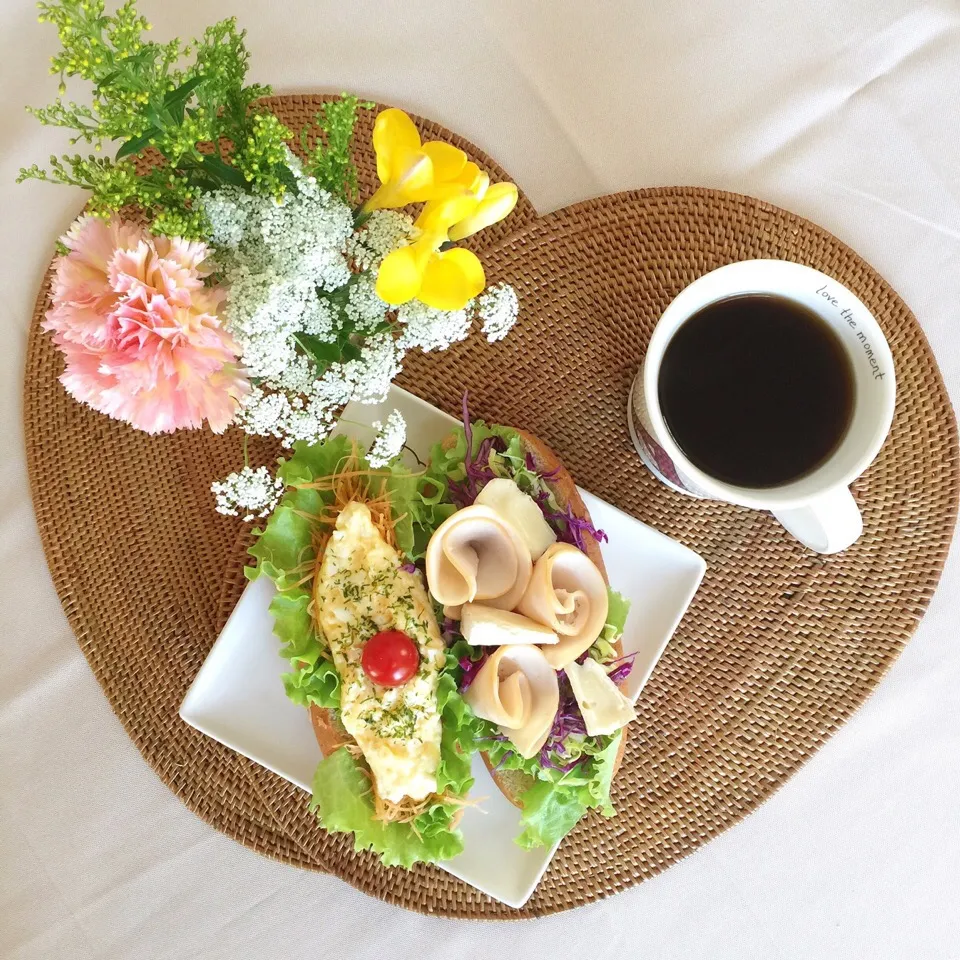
[605,587,630,637]
[513,734,622,849]
[266,586,341,709]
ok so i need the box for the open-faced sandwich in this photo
[249,396,636,867]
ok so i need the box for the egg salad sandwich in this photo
[420,399,635,849]
[248,397,635,867]
[248,437,480,868]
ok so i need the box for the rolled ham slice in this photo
[517,542,609,669]
[425,504,532,611]
[464,644,560,758]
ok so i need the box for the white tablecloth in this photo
[3,1,959,957]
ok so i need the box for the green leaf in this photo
[199,153,247,187]
[163,74,207,108]
[283,658,340,709]
[295,333,342,369]
[435,659,485,794]
[247,489,324,591]
[605,588,631,637]
[145,104,170,131]
[514,781,587,850]
[116,128,158,160]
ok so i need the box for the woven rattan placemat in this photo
[24,95,959,918]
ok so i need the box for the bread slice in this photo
[309,703,349,758]
[475,428,628,807]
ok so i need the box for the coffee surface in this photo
[658,294,855,488]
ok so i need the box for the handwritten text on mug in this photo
[817,285,888,381]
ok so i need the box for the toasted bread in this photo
[309,703,350,758]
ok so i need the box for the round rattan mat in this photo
[24,94,959,918]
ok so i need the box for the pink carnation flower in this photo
[43,215,249,434]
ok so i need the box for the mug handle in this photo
[771,487,863,554]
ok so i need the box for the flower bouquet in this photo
[21,0,520,519]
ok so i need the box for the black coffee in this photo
[658,294,854,488]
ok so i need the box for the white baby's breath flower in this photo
[347,210,416,270]
[203,188,249,250]
[395,300,472,353]
[345,274,390,334]
[367,410,407,467]
[335,333,404,406]
[476,282,519,342]
[211,466,285,522]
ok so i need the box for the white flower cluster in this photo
[204,157,400,447]
[476,282,520,343]
[211,466,285,521]
[203,151,523,519]
[396,300,473,353]
[346,210,416,271]
[367,410,407,467]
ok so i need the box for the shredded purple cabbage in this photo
[450,392,507,507]
[606,652,637,685]
[535,671,591,772]
[575,649,636,683]
[399,561,417,574]
[533,490,608,552]
[458,436,507,505]
[525,451,561,480]
[458,650,489,691]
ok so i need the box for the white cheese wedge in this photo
[460,603,559,645]
[564,657,637,736]
[475,478,557,560]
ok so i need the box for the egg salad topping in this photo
[314,501,445,803]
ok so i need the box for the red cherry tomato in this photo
[361,630,420,687]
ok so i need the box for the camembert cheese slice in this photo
[460,603,559,645]
[564,657,636,736]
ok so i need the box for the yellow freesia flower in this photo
[447,181,518,241]
[364,109,472,211]
[364,108,519,309]
[376,192,485,309]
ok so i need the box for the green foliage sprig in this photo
[304,95,372,205]
[18,0,367,238]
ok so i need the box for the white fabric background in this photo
[2,1,959,957]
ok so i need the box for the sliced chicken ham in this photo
[425,505,532,611]
[464,644,560,758]
[517,542,609,669]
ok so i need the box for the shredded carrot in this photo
[371,781,483,825]
[278,442,407,600]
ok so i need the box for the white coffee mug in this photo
[628,260,896,554]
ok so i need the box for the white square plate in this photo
[180,386,705,907]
